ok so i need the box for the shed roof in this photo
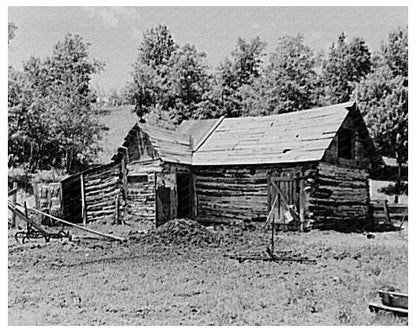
[138,124,193,164]
[176,118,221,149]
[94,106,138,165]
[190,102,356,166]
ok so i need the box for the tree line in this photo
[8,23,407,178]
[126,25,408,178]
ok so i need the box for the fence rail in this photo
[371,200,408,224]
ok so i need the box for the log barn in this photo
[48,101,382,231]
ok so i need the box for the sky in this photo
[8,6,408,92]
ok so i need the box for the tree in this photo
[381,26,408,77]
[128,25,178,119]
[8,22,17,44]
[8,34,105,173]
[321,33,372,104]
[261,34,321,114]
[138,25,178,70]
[215,37,267,117]
[166,44,215,124]
[356,26,408,202]
[128,25,216,127]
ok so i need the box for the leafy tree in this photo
[138,25,178,70]
[8,34,105,173]
[107,88,125,107]
[357,26,408,202]
[322,33,372,104]
[129,25,178,119]
[128,25,216,127]
[380,26,408,77]
[261,34,321,114]
[166,44,215,124]
[215,37,267,117]
[8,22,17,44]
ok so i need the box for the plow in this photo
[8,203,70,244]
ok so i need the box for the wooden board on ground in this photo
[368,302,408,316]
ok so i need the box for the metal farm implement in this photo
[8,203,70,244]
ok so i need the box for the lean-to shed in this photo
[111,123,196,230]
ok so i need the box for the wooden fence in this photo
[371,200,408,224]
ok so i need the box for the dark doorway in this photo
[156,186,171,227]
[177,173,193,218]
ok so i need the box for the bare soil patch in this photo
[8,220,408,325]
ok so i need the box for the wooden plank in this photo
[368,303,408,316]
[193,116,225,151]
[192,173,197,219]
[80,174,87,226]
[115,193,120,225]
[8,188,17,196]
[383,200,391,224]
[121,157,128,201]
[11,182,17,228]
[377,290,408,309]
[264,193,279,226]
[299,179,305,231]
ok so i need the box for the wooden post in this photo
[11,182,17,228]
[192,173,197,219]
[299,179,305,232]
[271,214,275,254]
[121,157,128,201]
[24,201,30,233]
[383,200,391,225]
[114,192,120,225]
[33,182,40,209]
[24,201,29,233]
[80,174,87,226]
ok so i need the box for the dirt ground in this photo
[8,220,408,326]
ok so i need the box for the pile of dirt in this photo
[136,219,222,247]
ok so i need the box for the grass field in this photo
[8,221,408,326]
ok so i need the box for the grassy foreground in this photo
[8,224,407,325]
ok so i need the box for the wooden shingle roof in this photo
[176,118,222,150]
[139,124,193,164]
[191,102,356,166]
[94,106,138,165]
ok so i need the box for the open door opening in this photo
[177,173,192,219]
[156,186,171,227]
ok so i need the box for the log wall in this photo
[83,163,122,223]
[193,164,314,224]
[310,162,371,229]
[125,160,192,230]
[126,160,160,231]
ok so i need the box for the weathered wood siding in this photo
[121,125,159,162]
[193,165,313,224]
[84,163,122,223]
[126,159,160,230]
[310,162,370,228]
[125,160,192,229]
[323,111,375,169]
